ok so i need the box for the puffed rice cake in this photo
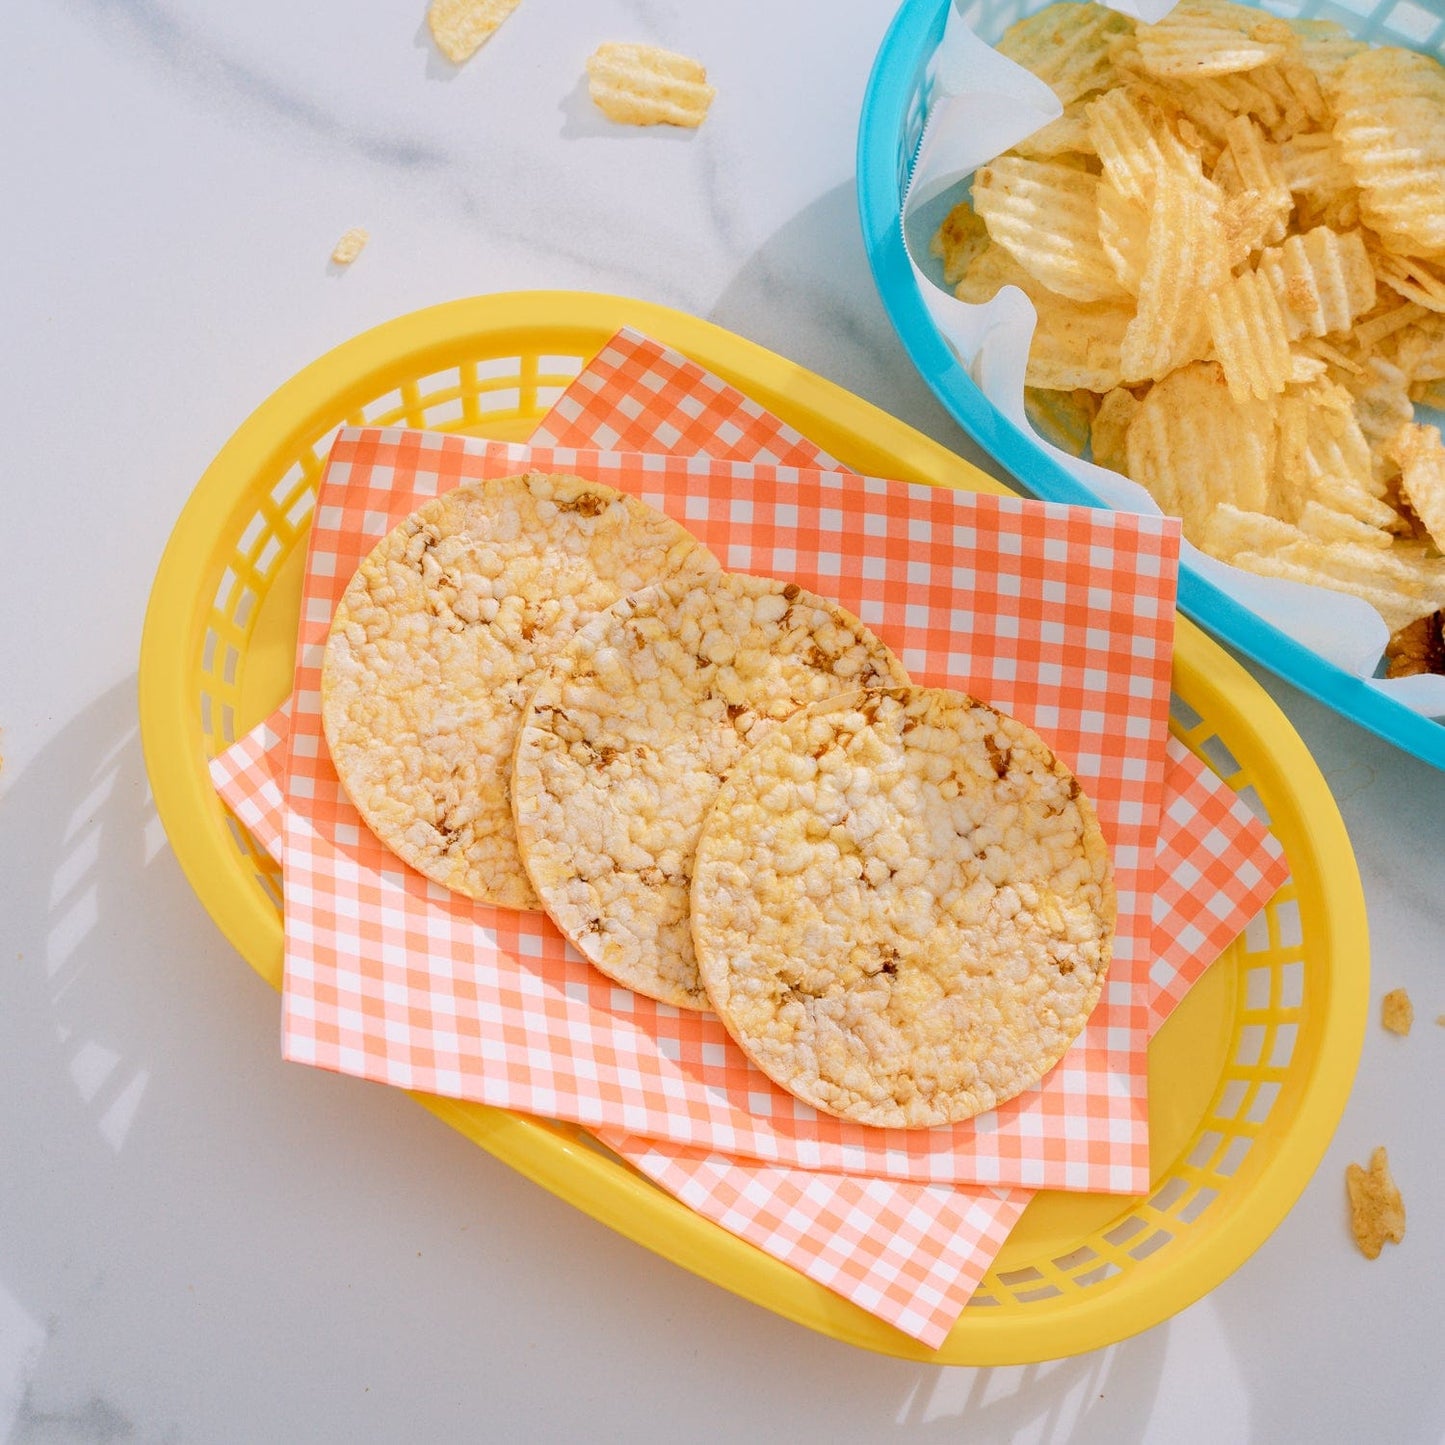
[690,686,1116,1129]
[321,470,718,909]
[511,572,910,1008]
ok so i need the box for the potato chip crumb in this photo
[427,0,522,66]
[1381,987,1414,1035]
[586,42,715,129]
[330,227,369,266]
[1345,1147,1405,1259]
[1385,611,1445,679]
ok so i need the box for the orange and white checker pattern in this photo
[218,703,1030,1343]
[534,328,842,467]
[208,700,289,862]
[279,427,1178,1191]
[1149,748,1286,1030]
[214,711,1285,1347]
[213,710,1283,1347]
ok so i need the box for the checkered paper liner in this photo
[210,328,1286,1346]
[219,702,1025,1341]
[214,679,1282,1346]
[534,329,844,469]
[280,425,1180,1190]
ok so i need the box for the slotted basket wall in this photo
[139,291,1367,1363]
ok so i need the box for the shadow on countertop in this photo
[707,178,1008,489]
[0,676,1173,1443]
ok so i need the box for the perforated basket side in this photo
[140,292,1368,1365]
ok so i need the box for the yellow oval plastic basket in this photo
[139,290,1368,1364]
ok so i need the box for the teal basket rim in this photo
[855,0,1445,772]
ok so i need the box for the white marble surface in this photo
[2,1,1442,1440]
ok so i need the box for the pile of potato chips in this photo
[931,0,1445,676]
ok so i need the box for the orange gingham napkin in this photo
[214,702,1283,1344]
[209,330,1287,1345]
[216,703,1032,1341]
[279,427,1177,1190]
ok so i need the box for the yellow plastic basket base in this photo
[138,291,1368,1364]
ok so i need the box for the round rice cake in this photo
[690,686,1115,1129]
[511,572,909,1008]
[320,470,717,908]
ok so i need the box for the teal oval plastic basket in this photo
[857,0,1445,772]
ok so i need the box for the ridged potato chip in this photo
[330,227,368,266]
[930,198,991,287]
[1386,422,1445,549]
[1025,387,1098,455]
[1274,382,1389,525]
[1218,115,1291,243]
[1167,62,1325,150]
[1296,500,1394,549]
[1089,386,1144,474]
[1125,361,1275,536]
[1381,988,1415,1036]
[1352,299,1430,354]
[997,1,1135,105]
[1346,1147,1405,1261]
[1110,65,1235,154]
[427,0,522,65]
[1206,268,1292,402]
[1202,503,1300,556]
[972,156,1132,303]
[1217,192,1279,270]
[1257,226,1375,340]
[1027,294,1136,392]
[1393,312,1445,381]
[1134,0,1293,81]
[1372,251,1445,314]
[586,42,715,129]
[1346,357,1417,477]
[1293,19,1367,89]
[1409,376,1445,410]
[1230,538,1445,633]
[1275,129,1360,232]
[1096,177,1149,291]
[1295,335,1363,379]
[1386,611,1445,676]
[1121,161,1228,382]
[951,239,1033,305]
[1086,85,1175,203]
[1013,101,1097,161]
[1333,47,1445,260]
[1275,130,1348,194]
[952,239,1134,392]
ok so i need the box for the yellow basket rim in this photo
[138,289,1369,1364]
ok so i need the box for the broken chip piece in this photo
[330,227,369,266]
[1345,1146,1406,1259]
[1381,987,1415,1035]
[585,42,716,129]
[426,0,522,66]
